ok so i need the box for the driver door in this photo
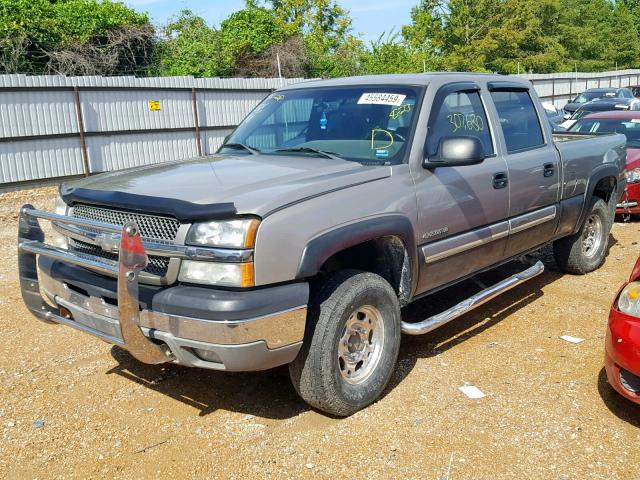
[412,82,510,295]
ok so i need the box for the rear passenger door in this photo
[488,83,561,257]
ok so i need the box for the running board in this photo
[401,261,545,336]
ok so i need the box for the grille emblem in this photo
[95,233,120,254]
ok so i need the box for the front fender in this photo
[295,215,418,293]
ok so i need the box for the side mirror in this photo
[423,136,485,169]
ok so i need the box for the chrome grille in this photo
[71,204,180,241]
[69,204,181,279]
[71,240,170,277]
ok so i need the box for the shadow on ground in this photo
[597,368,640,427]
[106,238,617,418]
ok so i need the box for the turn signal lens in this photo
[618,282,640,317]
[178,261,254,288]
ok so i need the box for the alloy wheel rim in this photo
[337,305,385,385]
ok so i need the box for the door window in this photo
[491,90,545,153]
[426,90,494,157]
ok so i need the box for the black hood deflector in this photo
[60,185,237,222]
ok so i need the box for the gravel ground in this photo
[1,187,640,479]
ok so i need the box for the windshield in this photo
[222,86,422,165]
[568,117,640,148]
[570,108,596,121]
[573,91,616,104]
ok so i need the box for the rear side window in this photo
[491,90,545,153]
[426,90,494,157]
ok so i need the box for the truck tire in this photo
[289,270,401,416]
[553,197,611,274]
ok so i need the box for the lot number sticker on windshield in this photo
[358,93,406,106]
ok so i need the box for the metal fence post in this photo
[191,87,203,157]
[73,86,90,177]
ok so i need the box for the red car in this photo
[568,111,640,216]
[605,256,640,403]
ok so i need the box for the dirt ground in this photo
[1,187,640,480]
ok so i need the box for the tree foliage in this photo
[2,0,640,77]
[0,0,152,74]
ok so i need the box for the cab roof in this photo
[278,72,530,90]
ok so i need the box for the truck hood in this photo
[62,155,391,220]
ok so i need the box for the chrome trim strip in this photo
[23,208,253,263]
[20,240,118,276]
[422,206,558,265]
[26,208,121,234]
[422,221,509,264]
[508,206,557,235]
[57,222,253,262]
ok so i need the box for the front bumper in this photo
[18,206,308,371]
[616,183,640,214]
[605,306,640,404]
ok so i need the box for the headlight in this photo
[626,168,640,183]
[178,261,254,287]
[618,282,640,317]
[186,218,259,248]
[51,196,69,250]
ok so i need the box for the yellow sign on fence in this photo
[148,100,161,111]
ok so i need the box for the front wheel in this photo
[553,197,611,274]
[289,270,401,416]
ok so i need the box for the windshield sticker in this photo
[448,113,485,133]
[631,119,640,123]
[375,149,390,158]
[389,104,412,120]
[272,94,285,101]
[371,128,394,150]
[358,93,407,106]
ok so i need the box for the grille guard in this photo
[18,204,170,364]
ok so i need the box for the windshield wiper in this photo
[220,143,261,155]
[274,147,342,160]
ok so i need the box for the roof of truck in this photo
[279,72,529,90]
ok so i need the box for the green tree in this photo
[361,31,423,75]
[438,0,503,71]
[0,0,152,74]
[484,0,567,74]
[401,0,445,70]
[153,10,225,77]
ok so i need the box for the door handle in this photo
[493,172,508,189]
[543,163,555,178]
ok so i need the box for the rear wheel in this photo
[554,197,611,274]
[289,270,401,416]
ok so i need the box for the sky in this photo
[124,0,416,43]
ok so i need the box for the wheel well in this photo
[592,176,616,203]
[317,236,412,307]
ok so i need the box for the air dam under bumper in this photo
[18,206,308,372]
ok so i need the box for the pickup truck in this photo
[18,73,627,416]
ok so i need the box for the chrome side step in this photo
[401,261,545,336]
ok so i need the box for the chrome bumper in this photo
[18,205,306,371]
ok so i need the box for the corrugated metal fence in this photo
[0,75,306,185]
[2,69,640,185]
[521,69,640,108]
